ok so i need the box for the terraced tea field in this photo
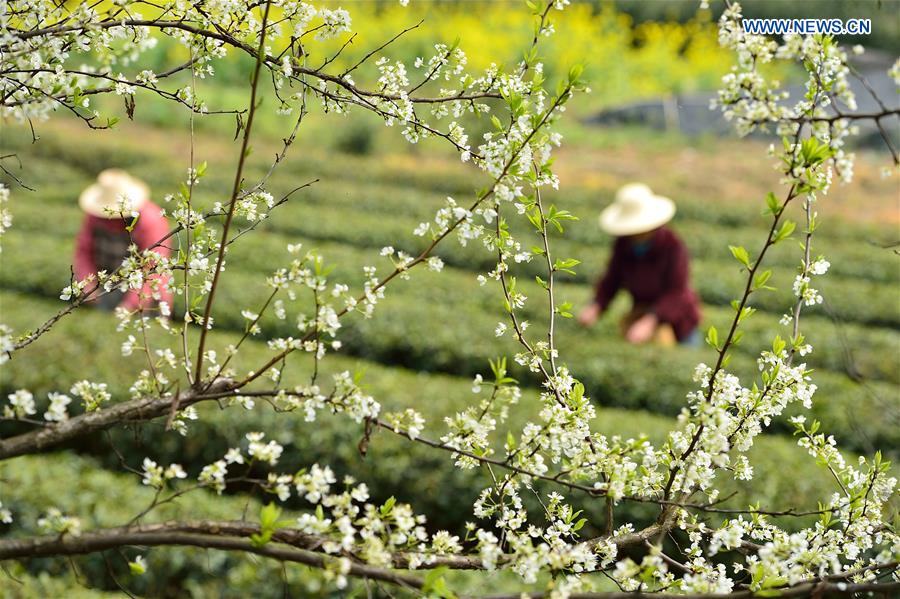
[1,115,897,595]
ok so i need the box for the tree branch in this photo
[0,379,234,461]
[0,520,424,590]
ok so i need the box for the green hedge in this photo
[248,206,900,327]
[5,207,900,378]
[7,177,898,329]
[3,221,898,384]
[195,258,900,454]
[7,148,897,288]
[1,226,897,454]
[1,292,864,531]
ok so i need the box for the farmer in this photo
[74,169,173,312]
[577,183,701,346]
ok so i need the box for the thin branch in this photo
[192,2,272,384]
[341,20,423,78]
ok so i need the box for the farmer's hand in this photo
[626,313,658,344]
[578,303,601,327]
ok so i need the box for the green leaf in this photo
[250,531,272,548]
[556,79,568,98]
[125,213,140,233]
[260,502,282,529]
[773,220,796,243]
[380,496,396,517]
[128,560,146,575]
[737,306,756,324]
[568,382,585,409]
[772,335,786,355]
[706,325,718,349]
[753,270,774,291]
[488,358,516,386]
[192,223,206,241]
[568,64,584,83]
[508,93,524,117]
[728,245,751,269]
[764,191,781,216]
[422,566,457,598]
[759,573,789,591]
[526,208,543,231]
[553,257,581,274]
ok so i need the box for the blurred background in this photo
[1,1,898,596]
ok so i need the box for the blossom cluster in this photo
[141,458,187,490]
[713,2,869,181]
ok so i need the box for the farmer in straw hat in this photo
[74,169,173,311]
[578,183,701,346]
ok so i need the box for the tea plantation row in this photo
[2,227,896,455]
[1,291,860,538]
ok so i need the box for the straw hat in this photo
[599,183,675,236]
[78,169,149,218]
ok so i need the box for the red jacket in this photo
[74,202,173,310]
[593,226,701,341]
